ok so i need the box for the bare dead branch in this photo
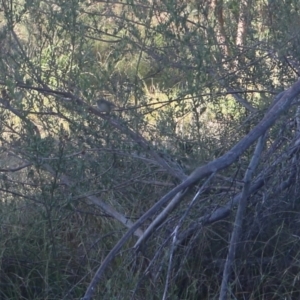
[177,138,300,244]
[0,162,32,172]
[219,134,265,300]
[82,79,300,300]
[162,173,216,300]
[42,164,144,238]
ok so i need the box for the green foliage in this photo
[0,0,300,298]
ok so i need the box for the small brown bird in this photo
[96,98,115,114]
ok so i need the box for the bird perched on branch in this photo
[96,98,115,114]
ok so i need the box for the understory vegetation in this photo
[1,0,300,299]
